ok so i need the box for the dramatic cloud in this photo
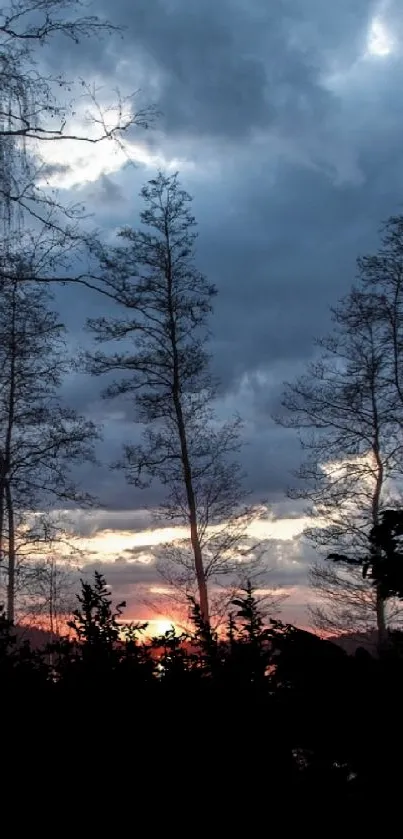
[34,0,403,624]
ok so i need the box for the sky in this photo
[34,0,403,627]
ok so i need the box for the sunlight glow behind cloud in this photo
[73,514,314,565]
[35,94,195,189]
[38,135,193,189]
[366,16,395,57]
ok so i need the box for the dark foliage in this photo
[3,571,403,809]
[330,508,403,599]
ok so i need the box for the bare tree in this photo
[86,172,255,624]
[0,0,154,228]
[0,506,82,636]
[18,553,79,639]
[0,261,97,621]
[151,519,284,631]
[308,562,403,648]
[278,286,403,650]
[356,215,403,412]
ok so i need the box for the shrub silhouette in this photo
[2,569,403,806]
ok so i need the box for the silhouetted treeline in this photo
[4,572,403,806]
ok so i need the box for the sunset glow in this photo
[152,619,176,635]
[72,513,313,566]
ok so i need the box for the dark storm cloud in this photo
[36,0,403,583]
[83,560,158,587]
[88,174,126,205]
[67,508,156,537]
[43,0,378,145]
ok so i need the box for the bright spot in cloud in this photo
[366,16,394,57]
[38,136,192,189]
[34,96,194,189]
[248,516,313,541]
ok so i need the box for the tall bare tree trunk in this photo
[375,586,387,652]
[87,174,246,627]
[0,484,4,610]
[371,423,387,654]
[48,558,56,667]
[167,231,209,624]
[175,397,209,623]
[6,483,15,624]
[175,408,209,623]
[171,351,209,622]
[0,483,4,566]
[4,290,16,622]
